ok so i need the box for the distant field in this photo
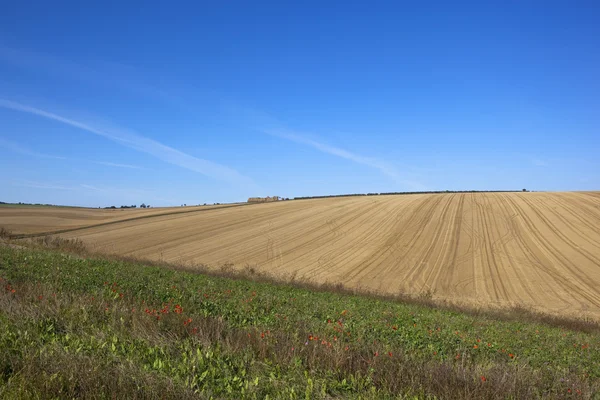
[2,192,600,318]
[0,203,243,234]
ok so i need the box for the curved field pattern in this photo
[6,192,600,318]
[0,203,243,235]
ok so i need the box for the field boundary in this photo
[3,236,599,333]
[8,202,254,239]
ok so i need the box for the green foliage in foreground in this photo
[0,246,598,399]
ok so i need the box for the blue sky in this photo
[1,1,598,207]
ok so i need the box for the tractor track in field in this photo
[8,203,253,239]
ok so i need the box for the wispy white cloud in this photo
[531,158,548,167]
[79,184,103,191]
[7,180,175,206]
[0,98,255,187]
[226,103,429,191]
[263,128,428,191]
[0,137,66,160]
[79,184,147,194]
[12,180,75,191]
[0,137,148,170]
[92,161,146,170]
[0,45,177,104]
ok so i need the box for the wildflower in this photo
[388,352,393,357]
[184,318,192,326]
[344,346,349,351]
[38,295,43,300]
[508,353,514,358]
[374,352,379,357]
[261,332,265,339]
[473,345,478,349]
[455,354,460,360]
[10,289,15,293]
[481,376,486,382]
[392,325,398,330]
[341,310,348,316]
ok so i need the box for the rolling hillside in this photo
[3,192,600,318]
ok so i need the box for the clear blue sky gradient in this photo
[1,1,598,207]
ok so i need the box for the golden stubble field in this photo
[3,192,600,318]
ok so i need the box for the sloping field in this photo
[0,203,243,235]
[4,192,600,317]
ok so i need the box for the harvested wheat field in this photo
[5,192,600,318]
[0,203,243,235]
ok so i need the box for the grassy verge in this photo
[0,245,598,399]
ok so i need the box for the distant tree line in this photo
[103,204,151,209]
[0,201,70,207]
[292,190,528,201]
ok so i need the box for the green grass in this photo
[0,245,598,399]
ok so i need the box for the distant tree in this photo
[522,189,527,192]
[140,203,146,208]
